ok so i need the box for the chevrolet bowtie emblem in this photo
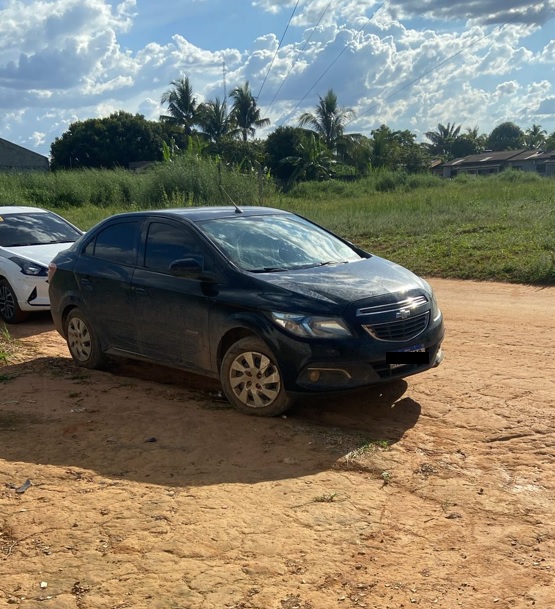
[396,308,411,320]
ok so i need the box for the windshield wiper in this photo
[248,267,288,273]
[248,261,349,273]
[292,260,349,270]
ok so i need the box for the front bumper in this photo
[295,342,443,391]
[268,312,445,393]
[10,274,50,311]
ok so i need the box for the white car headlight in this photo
[271,312,352,338]
[9,256,48,276]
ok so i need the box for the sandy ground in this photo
[1,277,554,609]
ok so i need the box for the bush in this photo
[489,169,543,184]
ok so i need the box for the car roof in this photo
[0,206,50,215]
[105,206,292,223]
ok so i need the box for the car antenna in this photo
[220,185,243,214]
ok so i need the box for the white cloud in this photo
[0,0,135,95]
[387,0,555,26]
[137,97,160,120]
[0,0,554,156]
[251,0,555,26]
[30,131,46,146]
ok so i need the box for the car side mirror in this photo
[169,257,204,278]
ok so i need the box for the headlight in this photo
[271,312,352,338]
[430,292,442,321]
[8,256,48,276]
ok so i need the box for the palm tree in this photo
[524,124,547,149]
[424,122,462,158]
[160,76,199,136]
[229,82,270,142]
[298,89,355,152]
[197,98,234,143]
[280,134,336,188]
[465,126,488,153]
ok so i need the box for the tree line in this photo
[50,75,555,188]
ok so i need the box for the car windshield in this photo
[0,212,81,247]
[198,214,364,272]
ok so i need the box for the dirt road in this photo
[1,278,554,609]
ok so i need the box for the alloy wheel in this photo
[0,285,15,320]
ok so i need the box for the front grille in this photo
[357,295,428,316]
[363,312,430,342]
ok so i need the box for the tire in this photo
[220,336,293,416]
[64,308,106,369]
[0,279,28,324]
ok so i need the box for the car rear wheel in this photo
[65,308,106,369]
[221,336,293,416]
[0,279,28,324]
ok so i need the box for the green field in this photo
[1,161,554,285]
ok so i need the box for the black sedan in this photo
[48,206,444,416]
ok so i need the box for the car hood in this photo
[0,243,74,266]
[256,256,430,306]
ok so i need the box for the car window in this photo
[198,214,363,271]
[0,212,81,247]
[86,221,140,266]
[144,222,206,272]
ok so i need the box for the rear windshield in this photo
[198,214,363,272]
[0,212,81,247]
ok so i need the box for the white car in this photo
[0,206,82,323]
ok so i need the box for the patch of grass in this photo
[313,492,339,503]
[335,438,394,477]
[0,326,17,365]
[284,171,555,285]
[380,470,392,485]
[347,439,392,459]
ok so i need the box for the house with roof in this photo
[505,149,555,176]
[0,137,49,171]
[441,149,555,178]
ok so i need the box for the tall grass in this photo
[0,156,270,211]
[1,164,553,284]
[283,171,555,284]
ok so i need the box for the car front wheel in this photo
[65,308,106,369]
[0,279,28,324]
[221,336,293,416]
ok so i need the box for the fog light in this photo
[308,370,321,382]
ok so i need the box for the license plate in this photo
[386,344,427,368]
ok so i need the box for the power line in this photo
[277,0,388,127]
[256,0,301,101]
[347,0,548,128]
[222,57,227,100]
[264,0,333,116]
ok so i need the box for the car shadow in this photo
[109,359,420,445]
[0,357,422,489]
[291,380,420,442]
[3,311,54,338]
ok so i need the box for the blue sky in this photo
[1,0,554,157]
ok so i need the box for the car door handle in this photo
[80,277,93,290]
[132,286,148,296]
